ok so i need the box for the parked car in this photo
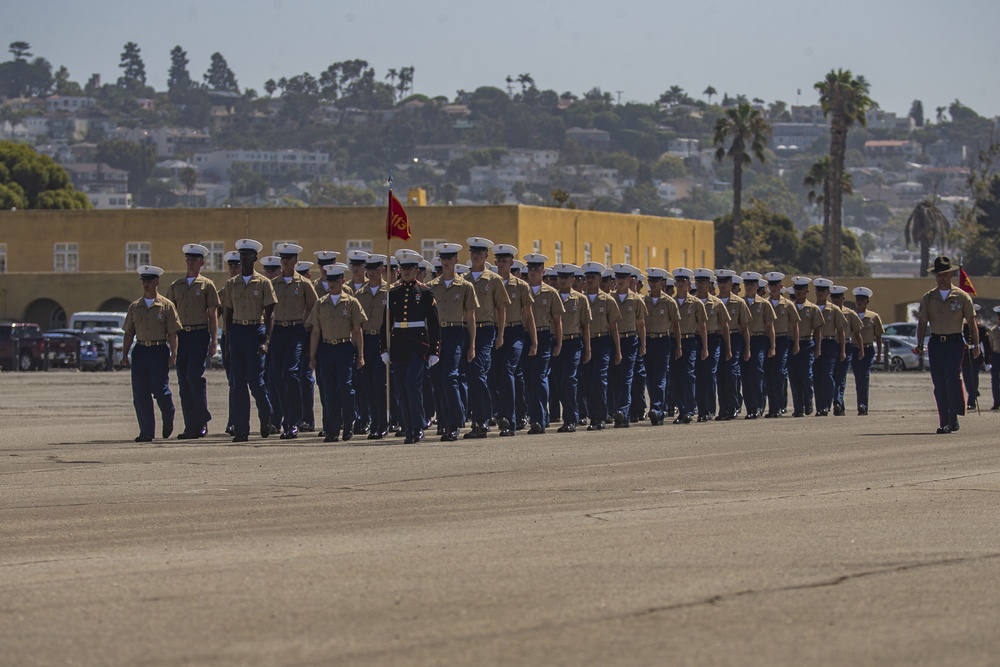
[87,327,126,369]
[42,332,82,368]
[48,328,109,371]
[0,322,46,371]
[69,311,128,330]
[882,335,923,371]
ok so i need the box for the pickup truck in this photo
[0,323,46,371]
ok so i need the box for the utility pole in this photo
[615,90,623,106]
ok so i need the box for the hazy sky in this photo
[6,0,1000,117]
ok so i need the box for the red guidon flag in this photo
[958,265,976,296]
[386,190,411,241]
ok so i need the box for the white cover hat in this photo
[224,251,241,264]
[646,268,670,280]
[693,268,715,280]
[295,261,314,273]
[741,271,762,282]
[792,276,813,287]
[275,242,303,256]
[467,237,494,250]
[137,265,164,278]
[511,260,525,271]
[764,271,785,283]
[260,255,281,269]
[813,278,833,289]
[581,261,606,274]
[492,243,518,256]
[715,269,737,279]
[397,250,422,266]
[324,264,346,278]
[235,238,264,253]
[552,263,578,275]
[672,267,694,279]
[830,284,848,295]
[347,249,371,263]
[853,286,873,298]
[523,253,549,265]
[435,242,463,255]
[182,243,209,257]
[314,250,339,264]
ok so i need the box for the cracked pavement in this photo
[2,371,999,666]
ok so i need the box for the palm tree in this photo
[815,69,875,276]
[703,86,717,104]
[385,68,398,101]
[516,73,534,93]
[905,199,951,277]
[713,101,771,265]
[804,156,852,231]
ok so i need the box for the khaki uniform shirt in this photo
[613,291,647,334]
[427,276,479,325]
[746,298,776,335]
[702,295,731,334]
[794,300,823,339]
[469,271,510,324]
[355,281,389,335]
[675,295,708,336]
[221,272,278,322]
[770,297,799,334]
[917,288,976,335]
[124,294,182,341]
[817,303,846,338]
[722,295,752,333]
[306,293,367,341]
[166,275,220,327]
[560,290,591,336]
[987,325,1000,355]
[643,294,680,335]
[272,273,318,322]
[217,283,229,332]
[503,276,534,325]
[530,284,564,330]
[842,307,863,344]
[587,291,621,336]
[856,309,884,346]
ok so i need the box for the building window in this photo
[54,242,79,272]
[201,241,226,271]
[347,239,373,253]
[584,243,592,262]
[624,245,632,264]
[0,243,6,273]
[272,240,299,255]
[554,241,563,264]
[533,240,541,254]
[421,239,446,261]
[604,244,612,266]
[125,242,151,272]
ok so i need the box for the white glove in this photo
[427,354,440,368]
[381,352,390,364]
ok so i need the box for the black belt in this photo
[647,332,669,339]
[750,333,769,337]
[822,335,838,340]
[234,319,263,326]
[137,340,167,346]
[774,333,788,338]
[275,320,303,327]
[932,333,963,342]
[505,321,522,328]
[441,322,465,328]
[620,332,637,338]
[181,324,208,332]
[476,322,496,328]
[363,330,381,336]
[536,327,550,332]
[591,332,610,339]
[563,333,582,340]
[322,337,351,345]
[680,333,697,339]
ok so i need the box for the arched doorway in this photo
[23,298,67,331]
[99,297,131,312]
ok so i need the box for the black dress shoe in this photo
[516,418,529,430]
[298,423,315,433]
[177,431,198,440]
[816,410,828,417]
[587,422,605,431]
[498,417,511,432]
[162,417,173,439]
[528,422,543,434]
[673,415,692,424]
[342,429,353,441]
[666,408,676,418]
[745,413,758,420]
[936,425,951,434]
[557,423,576,433]
[261,422,275,438]
[324,434,339,443]
[354,424,369,435]
[950,421,960,432]
[134,434,153,443]
[833,405,845,416]
[318,430,327,438]
[413,430,424,443]
[792,412,804,418]
[441,431,458,442]
[499,428,515,437]
[613,411,625,427]
[197,425,208,438]
[578,418,589,426]
[367,431,383,440]
[696,415,708,423]
[232,435,249,443]
[225,425,235,435]
[463,427,487,439]
[858,406,868,416]
[804,406,813,415]
[395,429,406,437]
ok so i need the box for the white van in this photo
[69,311,128,330]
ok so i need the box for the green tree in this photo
[713,100,771,265]
[0,140,91,209]
[228,162,268,198]
[168,46,192,94]
[798,226,870,277]
[803,156,852,234]
[307,181,376,206]
[652,154,686,181]
[905,199,951,277]
[96,139,157,194]
[9,41,31,61]
[909,99,924,127]
[53,66,81,95]
[264,79,277,98]
[117,42,146,89]
[179,166,197,195]
[703,86,717,104]
[714,199,799,273]
[952,139,1000,275]
[439,182,458,204]
[203,52,239,93]
[815,69,875,276]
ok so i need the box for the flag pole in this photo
[385,171,393,434]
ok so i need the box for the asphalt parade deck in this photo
[2,370,998,666]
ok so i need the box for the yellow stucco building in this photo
[0,205,714,328]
